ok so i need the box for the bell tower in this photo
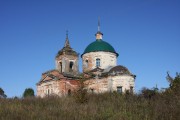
[55,31,79,74]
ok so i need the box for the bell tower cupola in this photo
[55,31,79,74]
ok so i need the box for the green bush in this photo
[73,79,88,103]
[0,87,7,98]
[23,88,34,98]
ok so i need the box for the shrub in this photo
[23,88,34,98]
[73,79,88,103]
[0,87,7,98]
[140,87,157,99]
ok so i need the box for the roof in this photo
[108,65,134,77]
[56,34,78,58]
[56,46,78,57]
[103,66,114,73]
[81,39,118,57]
[38,69,81,84]
[90,67,104,72]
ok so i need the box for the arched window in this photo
[91,88,94,93]
[68,89,71,96]
[130,86,133,93]
[69,61,73,72]
[47,89,50,96]
[85,59,88,67]
[59,62,62,73]
[96,58,100,67]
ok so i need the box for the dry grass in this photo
[0,92,179,120]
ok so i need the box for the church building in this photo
[36,22,136,97]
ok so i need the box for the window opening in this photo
[69,62,73,72]
[47,89,50,96]
[117,86,122,93]
[68,89,71,96]
[91,88,94,93]
[96,58,100,67]
[59,62,62,73]
[85,60,88,67]
[130,86,133,93]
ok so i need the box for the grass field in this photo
[0,91,179,120]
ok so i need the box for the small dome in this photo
[82,39,118,57]
[56,33,78,58]
[109,65,131,75]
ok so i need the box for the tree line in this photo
[0,87,34,98]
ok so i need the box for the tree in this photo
[166,71,174,87]
[171,74,180,90]
[166,72,180,95]
[0,87,7,98]
[23,88,34,98]
[140,87,157,99]
[74,78,88,103]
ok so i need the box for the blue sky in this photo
[0,0,180,97]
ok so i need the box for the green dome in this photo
[82,39,118,57]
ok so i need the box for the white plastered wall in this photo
[82,52,117,72]
[55,55,79,73]
[108,75,135,92]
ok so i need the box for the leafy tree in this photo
[166,71,174,87]
[23,88,35,98]
[166,72,180,91]
[0,87,7,98]
[140,87,157,99]
[74,78,88,103]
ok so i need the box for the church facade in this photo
[37,23,136,97]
